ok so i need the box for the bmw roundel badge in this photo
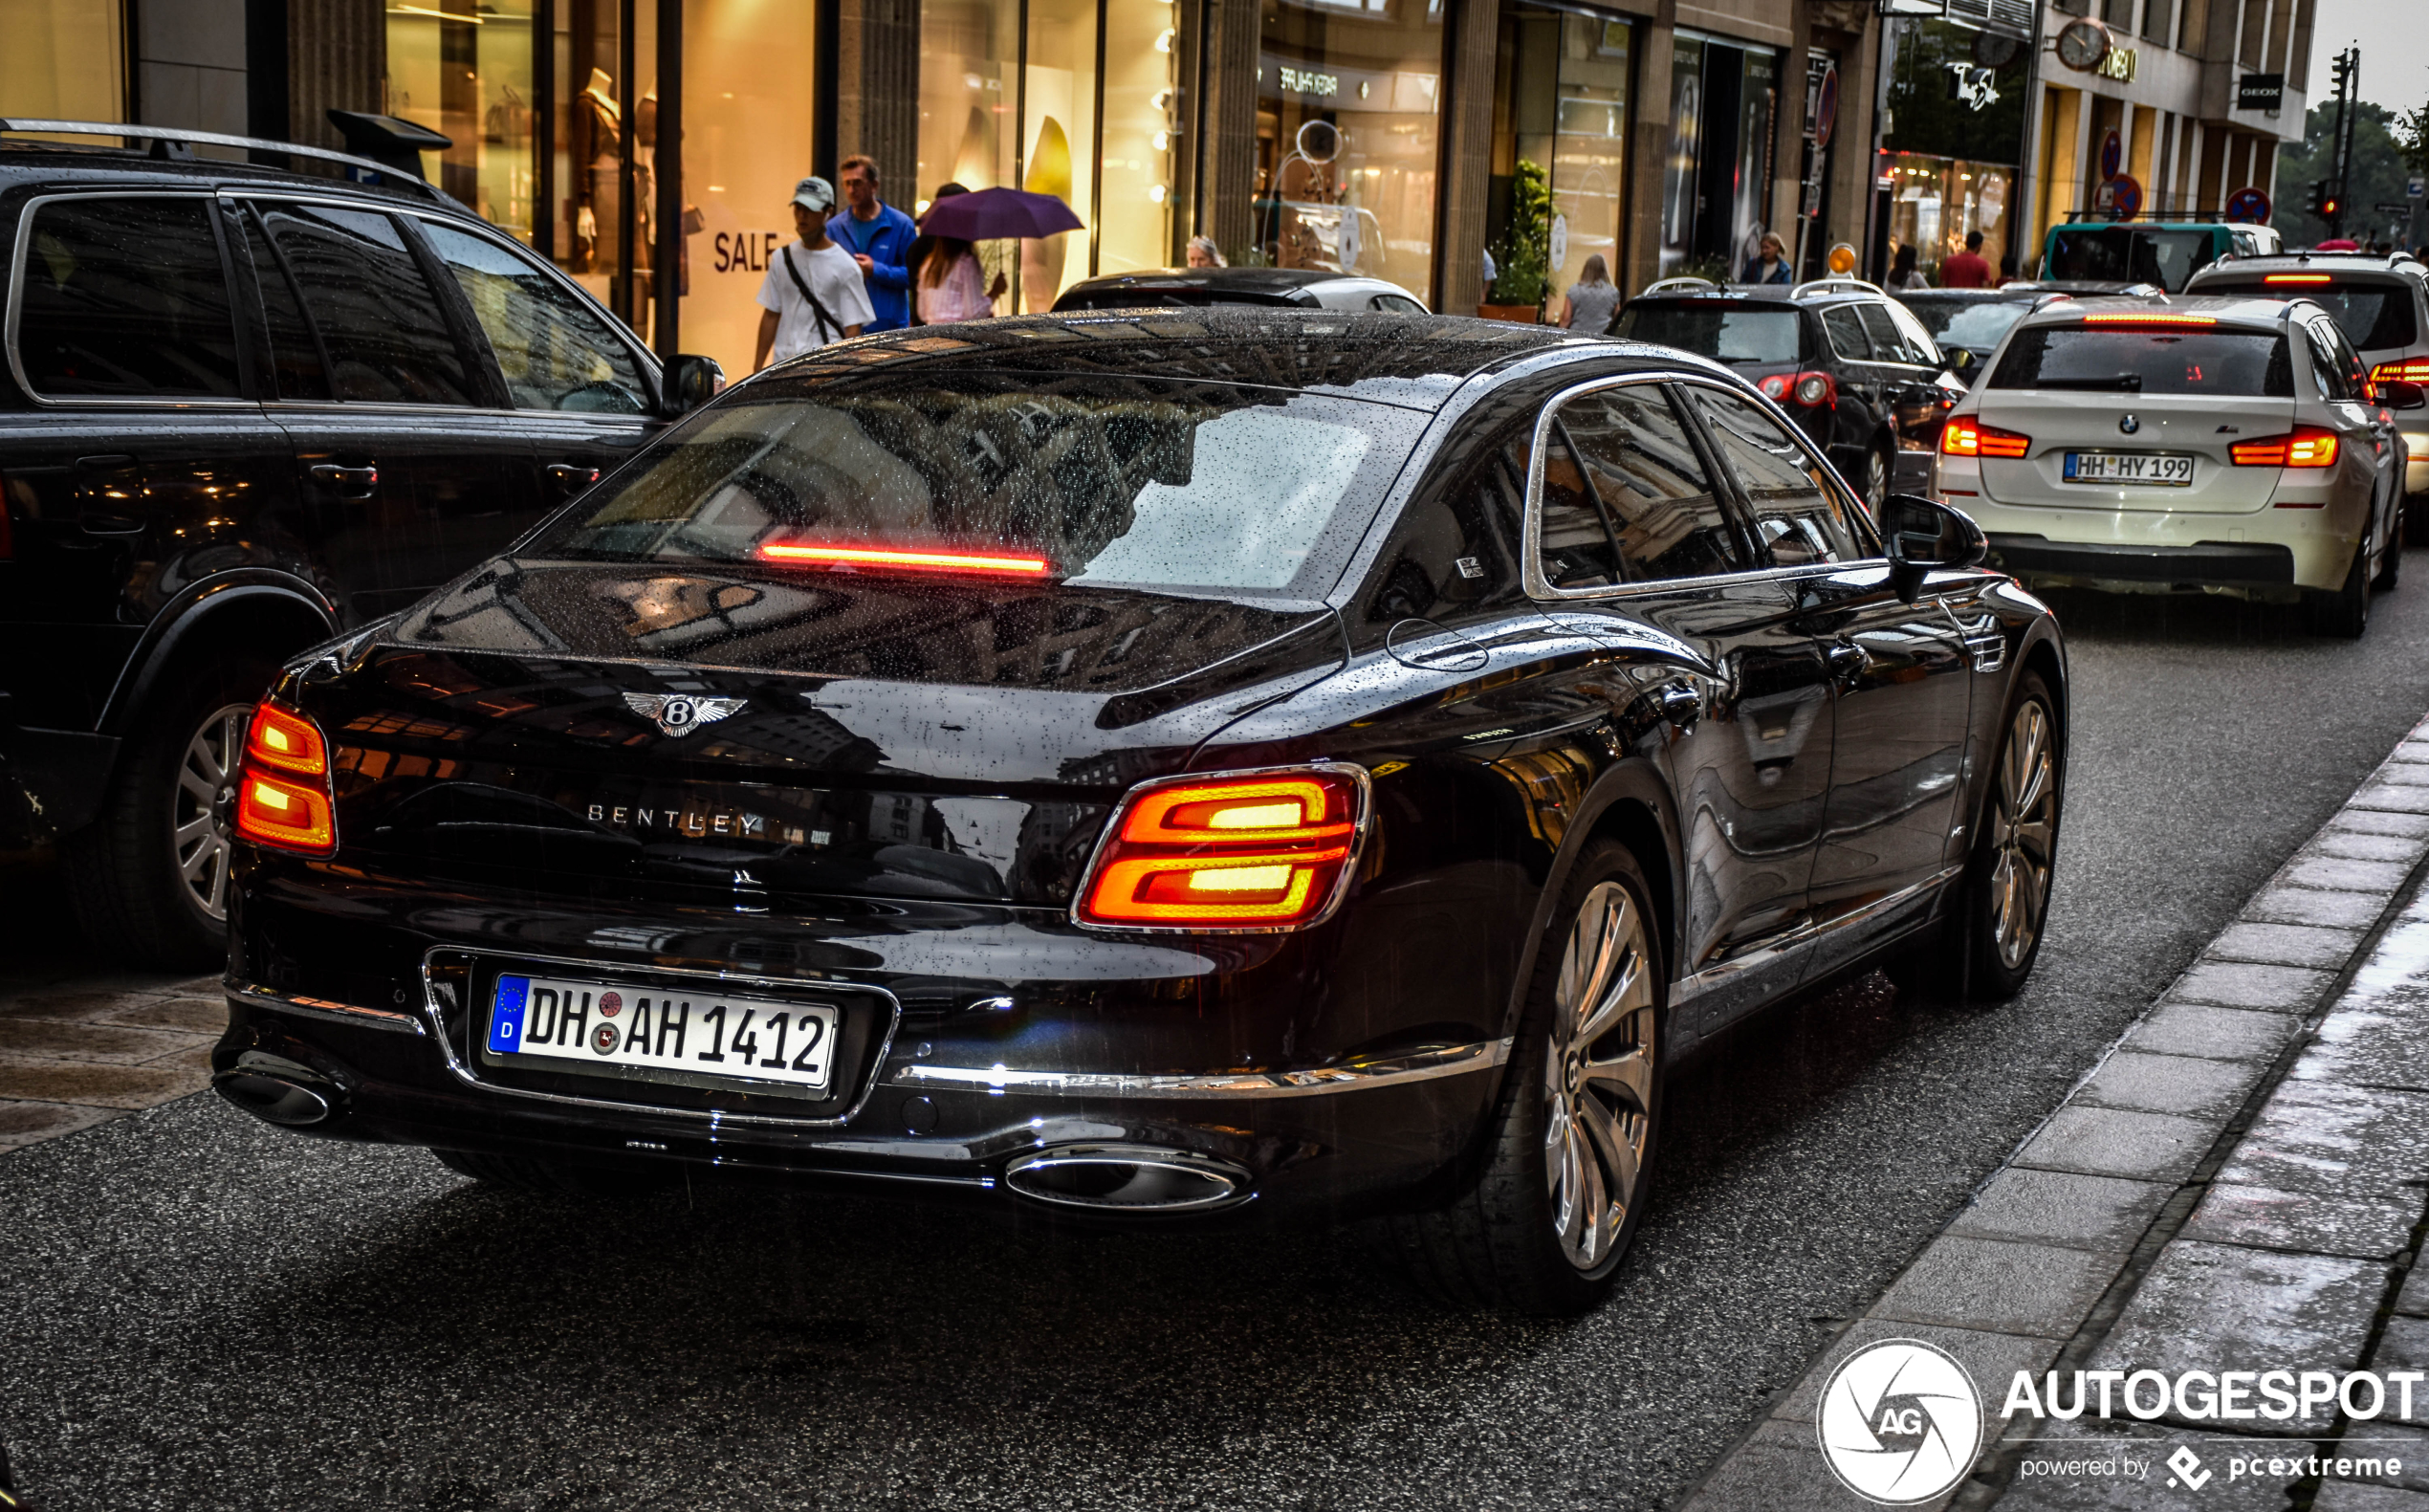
[2119,414,2140,434]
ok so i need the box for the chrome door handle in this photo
[308,463,379,498]
[545,463,602,493]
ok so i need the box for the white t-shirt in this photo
[756,241,877,362]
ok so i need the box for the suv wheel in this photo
[64,657,274,970]
[1862,445,1890,511]
[1376,841,1663,1315]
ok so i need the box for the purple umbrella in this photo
[918,186,1085,241]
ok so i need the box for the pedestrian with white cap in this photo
[754,175,875,370]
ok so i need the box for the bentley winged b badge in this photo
[622,691,747,737]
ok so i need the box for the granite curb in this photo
[1675,721,2429,1512]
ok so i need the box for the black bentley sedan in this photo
[215,311,2066,1314]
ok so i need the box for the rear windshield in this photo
[1614,302,1804,365]
[2046,229,2218,292]
[527,374,1424,595]
[2196,281,2418,352]
[1901,298,2029,351]
[1988,327,2293,397]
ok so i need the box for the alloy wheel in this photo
[173,702,252,922]
[1865,448,1889,510]
[1987,699,2055,971]
[1543,880,1657,1272]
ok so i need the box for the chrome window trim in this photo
[415,945,905,1129]
[5,188,262,409]
[1519,370,1887,603]
[1065,759,1374,936]
[891,1037,1512,1098]
[263,397,653,425]
[227,980,427,1036]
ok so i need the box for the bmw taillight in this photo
[1940,417,2030,458]
[1074,765,1368,931]
[2232,427,2341,469]
[233,699,337,855]
[2373,359,2429,384]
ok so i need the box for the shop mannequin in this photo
[570,67,619,274]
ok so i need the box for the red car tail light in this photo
[1790,371,1835,407]
[2373,359,2429,384]
[2080,313,2219,327]
[233,698,337,855]
[1758,375,1789,401]
[1940,417,2030,458]
[2233,427,2341,469]
[756,540,1052,576]
[1075,765,1368,931]
[2265,274,2333,284]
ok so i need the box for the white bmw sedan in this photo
[1936,296,2424,636]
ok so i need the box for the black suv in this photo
[1052,266,1430,314]
[1613,276,1967,505]
[0,122,719,965]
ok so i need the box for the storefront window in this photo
[1662,33,1776,280]
[547,2,663,334]
[1098,0,1180,274]
[387,0,537,241]
[1881,19,2026,278]
[0,0,124,123]
[1255,0,1443,301]
[1023,0,1098,308]
[1492,7,1629,315]
[683,0,822,378]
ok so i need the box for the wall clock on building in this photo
[2054,18,2112,73]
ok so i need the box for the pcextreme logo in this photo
[1816,1339,1984,1504]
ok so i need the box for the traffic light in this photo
[2321,184,2344,220]
[2331,49,2355,106]
[2306,182,2326,216]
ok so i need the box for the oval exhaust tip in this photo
[213,1071,332,1127]
[1003,1144,1251,1213]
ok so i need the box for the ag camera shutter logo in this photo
[1816,1338,1984,1504]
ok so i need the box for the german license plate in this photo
[484,974,840,1095]
[2063,450,2195,486]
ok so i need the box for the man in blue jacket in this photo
[833,155,918,332]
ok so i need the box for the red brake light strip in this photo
[2079,313,2220,327]
[757,542,1052,575]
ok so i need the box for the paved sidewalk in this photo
[1682,714,2429,1511]
[0,859,217,1153]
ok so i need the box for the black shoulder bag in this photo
[781,245,843,344]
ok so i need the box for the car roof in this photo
[1896,288,2049,303]
[1060,266,1376,297]
[0,142,463,213]
[2016,294,2300,331]
[755,308,1683,408]
[2189,252,2425,285]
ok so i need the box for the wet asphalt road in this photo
[11,567,2429,1511]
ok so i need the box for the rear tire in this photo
[64,656,276,971]
[431,1148,673,1195]
[1888,671,2061,1003]
[2311,535,2373,639]
[1375,841,1663,1315]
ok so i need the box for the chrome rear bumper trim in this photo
[892,1038,1512,1098]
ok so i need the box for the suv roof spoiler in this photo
[0,119,454,207]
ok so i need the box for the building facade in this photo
[2,0,2303,375]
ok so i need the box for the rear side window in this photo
[1857,303,1929,366]
[1682,385,1869,567]
[237,204,332,402]
[2047,228,2217,291]
[421,221,648,413]
[1821,305,1871,361]
[1989,326,2293,397]
[2304,323,2353,402]
[1538,383,1744,587]
[256,202,474,405]
[1613,302,1803,365]
[12,196,243,398]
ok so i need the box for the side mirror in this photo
[2380,379,2426,411]
[1879,493,1989,602]
[663,354,727,416]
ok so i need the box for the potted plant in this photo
[1480,158,1551,322]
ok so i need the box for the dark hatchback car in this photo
[1613,277,1968,507]
[0,121,716,965]
[215,310,2065,1314]
[1052,265,1430,314]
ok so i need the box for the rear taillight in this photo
[1755,372,1833,406]
[2232,427,2341,469]
[2373,359,2429,384]
[2265,274,2333,284]
[234,699,337,855]
[2080,313,2219,328]
[1075,765,1368,931]
[1940,417,2030,458]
